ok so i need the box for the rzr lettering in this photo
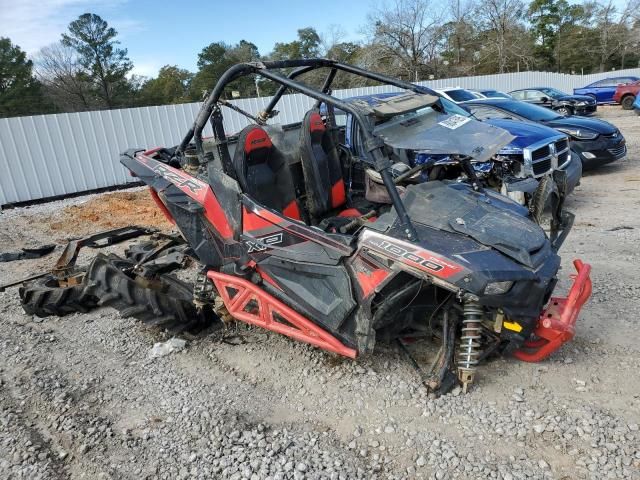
[374,240,444,272]
[246,233,283,253]
[153,164,203,194]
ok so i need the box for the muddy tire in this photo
[84,254,210,333]
[19,274,97,317]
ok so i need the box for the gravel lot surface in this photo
[1,107,639,479]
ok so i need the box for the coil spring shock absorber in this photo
[458,301,483,393]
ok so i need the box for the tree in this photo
[138,65,193,106]
[528,0,562,68]
[271,28,322,60]
[365,0,447,81]
[440,0,482,76]
[0,37,50,117]
[190,40,261,100]
[590,0,640,71]
[35,42,97,112]
[62,13,133,108]
[474,0,532,73]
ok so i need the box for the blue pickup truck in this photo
[328,93,581,211]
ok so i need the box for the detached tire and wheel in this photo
[621,95,635,110]
[83,254,211,333]
[19,272,97,317]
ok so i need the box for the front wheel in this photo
[621,95,635,110]
[555,106,572,116]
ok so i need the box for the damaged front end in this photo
[351,179,591,394]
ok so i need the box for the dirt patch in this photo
[49,190,172,234]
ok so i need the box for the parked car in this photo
[476,89,512,99]
[613,80,640,109]
[573,76,640,104]
[463,98,626,170]
[328,93,580,213]
[634,95,640,114]
[509,87,596,116]
[434,87,482,103]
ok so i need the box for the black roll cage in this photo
[178,58,431,241]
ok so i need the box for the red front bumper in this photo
[513,259,592,362]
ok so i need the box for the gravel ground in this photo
[1,107,639,479]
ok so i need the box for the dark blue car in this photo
[573,76,640,104]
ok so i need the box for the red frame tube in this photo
[207,270,357,358]
[513,259,592,362]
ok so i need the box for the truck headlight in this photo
[484,281,514,295]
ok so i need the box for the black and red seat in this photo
[299,110,370,223]
[233,125,301,220]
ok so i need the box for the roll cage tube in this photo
[179,59,420,241]
[260,65,318,120]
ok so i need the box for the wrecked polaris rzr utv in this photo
[27,60,594,394]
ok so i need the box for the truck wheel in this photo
[83,254,211,333]
[19,273,97,317]
[621,95,635,110]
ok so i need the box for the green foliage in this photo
[189,40,261,100]
[0,38,51,117]
[138,65,193,106]
[271,28,322,60]
[62,13,133,107]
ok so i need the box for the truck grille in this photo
[555,139,571,167]
[531,146,550,161]
[525,136,569,177]
[555,139,569,153]
[533,158,552,176]
[557,150,570,166]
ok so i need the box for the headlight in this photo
[575,101,587,106]
[555,127,598,140]
[484,281,514,295]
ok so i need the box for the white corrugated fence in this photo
[1,67,639,206]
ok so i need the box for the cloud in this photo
[0,0,132,55]
[129,60,161,79]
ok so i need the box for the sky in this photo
[0,0,375,78]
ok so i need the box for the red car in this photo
[613,80,640,109]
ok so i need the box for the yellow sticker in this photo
[503,321,522,332]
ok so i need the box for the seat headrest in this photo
[308,112,325,134]
[244,127,273,154]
